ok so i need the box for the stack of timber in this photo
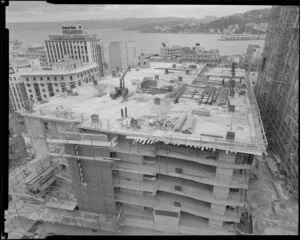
[181,114,197,134]
[173,114,188,132]
[166,84,188,99]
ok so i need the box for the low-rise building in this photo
[160,45,190,58]
[19,59,98,103]
[26,45,49,67]
[9,66,30,112]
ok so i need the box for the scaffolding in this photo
[254,6,299,197]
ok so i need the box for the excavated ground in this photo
[247,156,298,235]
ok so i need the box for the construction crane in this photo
[110,66,130,99]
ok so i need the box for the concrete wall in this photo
[66,144,116,215]
[154,208,180,233]
[116,152,143,165]
[24,116,48,158]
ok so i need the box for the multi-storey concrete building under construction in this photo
[13,61,267,235]
[254,6,299,197]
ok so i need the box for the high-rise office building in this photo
[45,24,104,77]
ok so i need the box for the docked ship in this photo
[218,34,266,41]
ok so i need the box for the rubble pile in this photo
[148,117,176,130]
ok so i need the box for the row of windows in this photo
[47,41,89,63]
[9,76,19,81]
[28,77,92,101]
[24,70,95,82]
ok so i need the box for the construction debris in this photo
[148,118,175,131]
[173,114,188,132]
[181,114,197,134]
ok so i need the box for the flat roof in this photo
[24,62,266,155]
[18,62,97,76]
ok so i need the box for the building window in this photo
[26,77,29,82]
[43,94,47,98]
[174,186,182,191]
[54,83,58,86]
[41,83,44,87]
[27,84,30,87]
[43,121,49,131]
[47,77,50,80]
[261,57,266,70]
[29,89,32,93]
[40,77,43,80]
[54,77,57,81]
[175,168,183,174]
[42,89,45,92]
[33,77,36,81]
[70,76,73,80]
[174,201,181,207]
[61,76,64,80]
[56,89,59,92]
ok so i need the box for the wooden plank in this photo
[181,115,197,134]
[198,86,210,105]
[191,89,197,99]
[174,114,188,132]
[265,156,279,175]
[200,133,223,139]
[209,87,217,105]
[205,86,214,104]
[213,87,221,102]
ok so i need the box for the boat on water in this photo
[218,34,266,41]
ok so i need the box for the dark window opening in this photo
[155,210,178,218]
[174,201,181,207]
[174,186,182,191]
[43,121,49,131]
[175,168,183,174]
[261,57,266,70]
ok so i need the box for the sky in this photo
[6,2,272,23]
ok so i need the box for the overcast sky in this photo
[7,2,272,23]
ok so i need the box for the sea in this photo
[9,28,265,56]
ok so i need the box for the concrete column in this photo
[218,151,236,164]
[215,167,233,184]
[213,186,230,200]
[208,219,223,229]
[210,203,226,215]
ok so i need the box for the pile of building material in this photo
[148,117,175,130]
[181,114,197,134]
[173,114,188,132]
[192,109,210,117]
[166,84,188,100]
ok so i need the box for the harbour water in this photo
[9,28,265,55]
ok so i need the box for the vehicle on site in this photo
[110,66,130,99]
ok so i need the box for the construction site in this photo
[5,6,299,237]
[5,57,271,237]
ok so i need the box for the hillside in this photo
[124,8,272,34]
[7,17,203,32]
[205,8,272,34]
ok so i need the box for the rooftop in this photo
[18,62,97,76]
[22,62,267,155]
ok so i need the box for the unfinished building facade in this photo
[16,61,267,235]
[254,6,299,197]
